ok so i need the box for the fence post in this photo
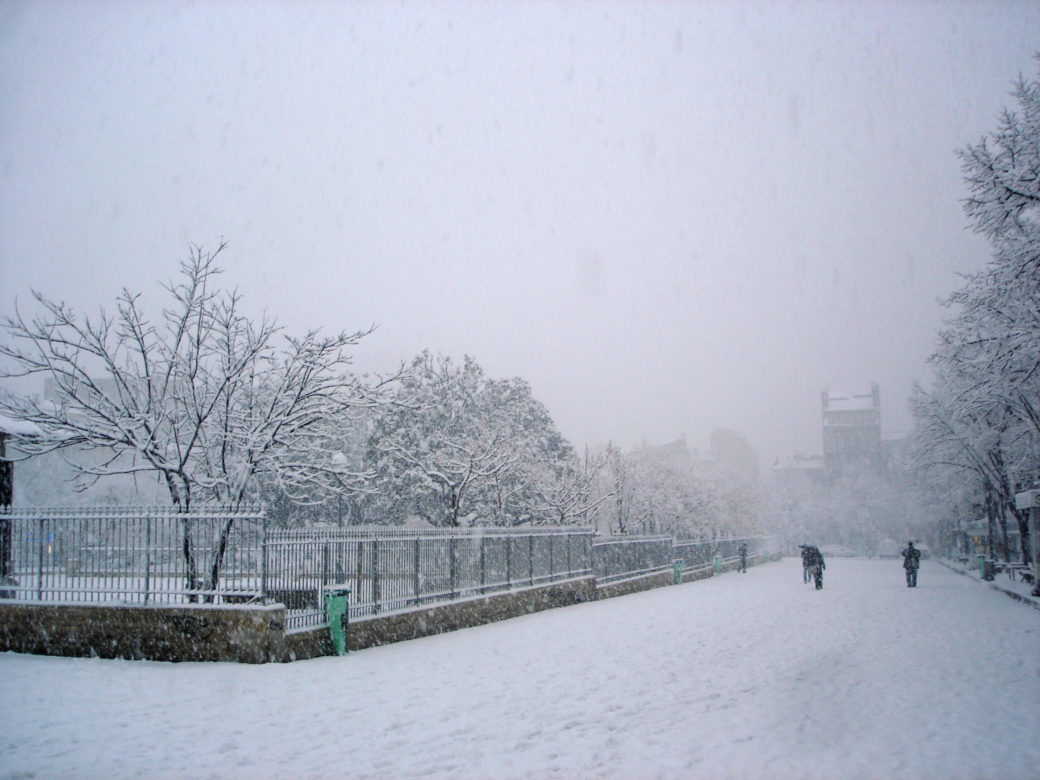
[449,535,457,600]
[36,514,44,600]
[260,513,268,603]
[479,535,486,594]
[413,537,421,607]
[372,538,380,613]
[143,513,152,605]
[505,534,512,587]
[355,541,364,607]
[528,534,534,585]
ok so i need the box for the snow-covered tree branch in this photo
[910,58,1040,575]
[0,243,395,591]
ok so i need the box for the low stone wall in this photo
[0,602,288,663]
[596,568,677,600]
[0,555,783,663]
[286,576,598,658]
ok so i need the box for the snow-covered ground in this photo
[2,557,1038,780]
[944,555,1040,604]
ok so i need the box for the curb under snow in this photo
[937,559,1040,613]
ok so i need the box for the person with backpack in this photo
[807,545,825,590]
[799,544,812,583]
[901,541,921,587]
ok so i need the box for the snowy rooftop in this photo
[773,454,824,470]
[824,390,877,412]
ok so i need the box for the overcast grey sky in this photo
[2,1,1038,465]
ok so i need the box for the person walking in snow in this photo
[901,541,921,588]
[799,544,812,583]
[807,545,825,590]
[738,542,748,573]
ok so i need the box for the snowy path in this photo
[2,557,1038,780]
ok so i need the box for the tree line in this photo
[907,58,1040,568]
[0,247,761,548]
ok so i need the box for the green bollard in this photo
[977,554,985,578]
[324,587,351,656]
[713,555,722,575]
[673,561,683,584]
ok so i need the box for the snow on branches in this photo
[0,243,392,511]
[363,352,597,527]
[910,58,1040,565]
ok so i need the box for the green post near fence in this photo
[673,560,683,584]
[324,586,351,656]
[713,555,722,575]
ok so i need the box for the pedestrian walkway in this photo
[1,557,1037,779]
[939,556,1040,611]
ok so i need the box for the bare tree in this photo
[908,59,1040,581]
[525,447,614,526]
[604,442,631,534]
[596,439,741,539]
[364,352,576,526]
[909,61,1040,568]
[909,380,1031,564]
[0,244,394,593]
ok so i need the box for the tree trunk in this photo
[182,516,199,602]
[205,517,236,601]
[985,489,996,558]
[0,434,11,581]
[1012,506,1031,565]
[165,472,200,602]
[448,485,461,526]
[997,499,1011,562]
[0,433,10,507]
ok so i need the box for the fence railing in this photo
[592,535,675,583]
[0,505,265,605]
[673,536,776,574]
[0,506,777,633]
[267,526,594,630]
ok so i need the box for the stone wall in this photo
[0,602,288,663]
[595,568,678,600]
[285,576,598,658]
[0,554,781,663]
[348,576,597,651]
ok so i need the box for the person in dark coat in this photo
[807,545,825,590]
[799,544,812,583]
[901,541,921,587]
[738,542,748,573]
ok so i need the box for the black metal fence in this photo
[266,526,594,629]
[592,534,675,582]
[0,505,265,604]
[674,536,772,574]
[0,506,778,632]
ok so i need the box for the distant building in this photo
[642,433,694,471]
[708,429,759,483]
[821,384,882,473]
[771,452,825,487]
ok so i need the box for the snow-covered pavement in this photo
[2,557,1038,780]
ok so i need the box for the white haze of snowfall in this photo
[2,558,1038,780]
[3,3,1040,464]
